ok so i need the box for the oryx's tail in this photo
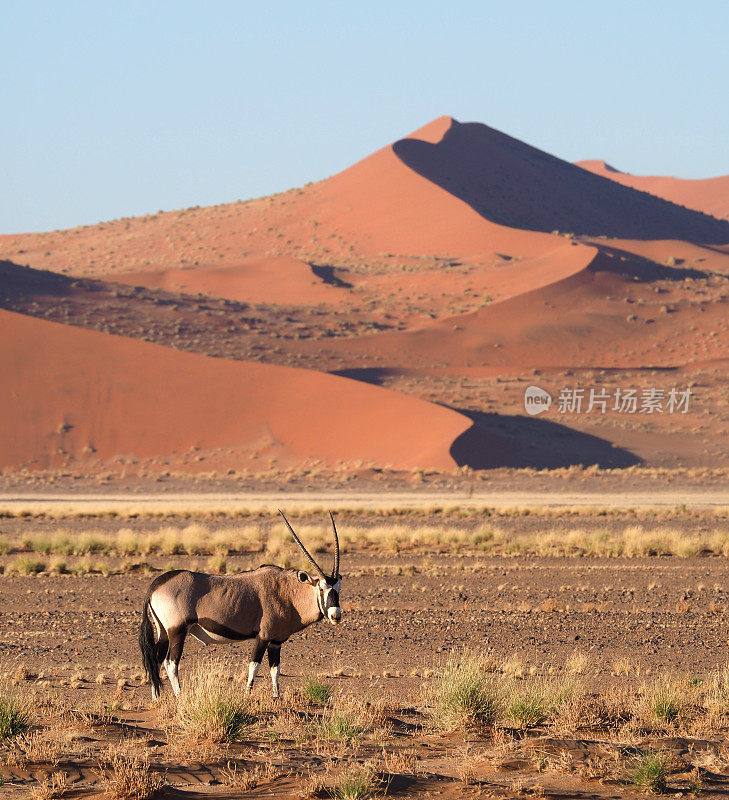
[139,594,162,697]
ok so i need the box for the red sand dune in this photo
[0,310,472,472]
[119,256,340,306]
[4,117,727,328]
[577,160,729,221]
[296,245,729,372]
[392,121,729,243]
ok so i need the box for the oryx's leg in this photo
[164,625,187,697]
[267,642,282,699]
[245,639,268,694]
[150,612,168,701]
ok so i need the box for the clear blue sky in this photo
[4,1,727,234]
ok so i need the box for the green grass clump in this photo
[303,678,333,704]
[429,653,505,729]
[0,690,31,740]
[643,674,692,725]
[314,695,379,743]
[329,765,378,799]
[506,691,553,728]
[628,749,670,792]
[505,677,575,728]
[317,710,368,742]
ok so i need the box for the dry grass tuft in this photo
[427,652,506,729]
[97,750,166,799]
[175,665,255,742]
[29,771,69,800]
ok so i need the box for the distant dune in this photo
[394,120,729,242]
[2,116,729,474]
[0,310,472,472]
[577,160,729,222]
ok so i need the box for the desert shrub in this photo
[176,667,255,742]
[428,652,505,729]
[304,677,333,704]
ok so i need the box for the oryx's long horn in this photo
[329,511,340,579]
[278,509,326,578]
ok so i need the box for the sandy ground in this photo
[2,547,729,797]
[2,502,729,797]
[3,552,729,694]
[4,489,729,517]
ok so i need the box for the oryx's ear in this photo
[297,570,314,583]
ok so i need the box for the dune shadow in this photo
[0,260,79,300]
[449,409,641,470]
[330,367,400,386]
[594,245,709,281]
[309,263,353,289]
[393,120,729,244]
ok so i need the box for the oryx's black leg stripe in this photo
[155,630,169,664]
[250,639,268,664]
[267,643,281,668]
[167,626,187,665]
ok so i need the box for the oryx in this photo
[139,510,342,699]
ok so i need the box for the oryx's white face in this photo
[297,572,342,624]
[319,576,342,625]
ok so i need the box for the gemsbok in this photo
[139,510,342,699]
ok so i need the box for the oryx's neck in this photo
[291,577,322,628]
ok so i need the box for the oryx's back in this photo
[147,567,280,641]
